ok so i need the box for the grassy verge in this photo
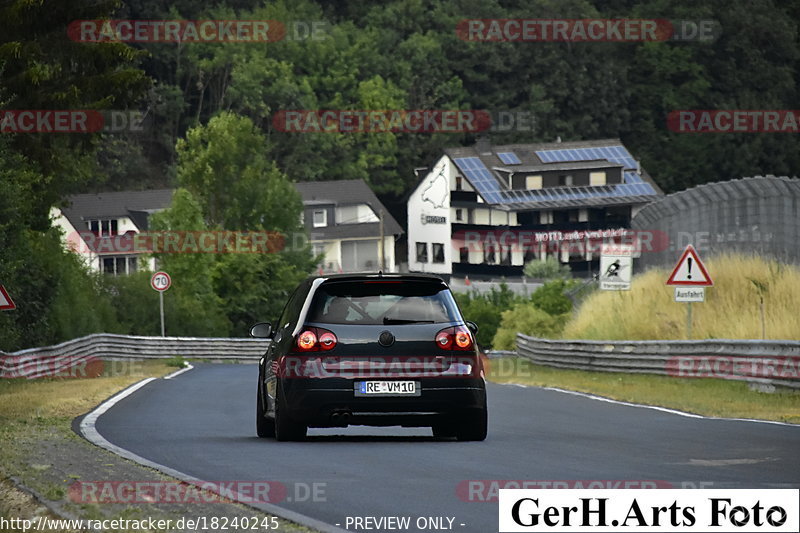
[486,357,800,424]
[0,361,309,532]
[563,254,800,340]
[0,361,174,420]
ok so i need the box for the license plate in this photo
[354,381,420,396]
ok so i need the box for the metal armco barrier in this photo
[0,334,270,379]
[516,334,800,390]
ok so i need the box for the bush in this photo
[454,283,519,348]
[523,256,571,280]
[455,281,575,349]
[103,271,160,336]
[492,305,569,350]
[530,280,573,315]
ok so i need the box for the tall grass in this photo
[562,254,800,340]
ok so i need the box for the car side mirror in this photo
[465,321,479,335]
[249,322,272,338]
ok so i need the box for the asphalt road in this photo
[92,364,800,532]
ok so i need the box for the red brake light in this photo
[296,330,317,351]
[435,330,453,349]
[294,327,337,352]
[435,326,473,351]
[455,328,472,349]
[319,331,337,350]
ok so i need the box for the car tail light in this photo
[455,329,471,349]
[435,330,453,349]
[435,326,473,351]
[319,331,337,350]
[296,330,318,351]
[294,327,337,352]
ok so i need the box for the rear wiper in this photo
[383,318,434,324]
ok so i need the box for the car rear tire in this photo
[275,382,307,442]
[456,408,488,442]
[256,378,275,438]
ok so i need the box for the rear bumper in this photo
[280,377,486,427]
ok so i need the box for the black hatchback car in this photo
[250,273,487,441]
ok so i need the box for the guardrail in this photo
[516,334,800,390]
[0,333,270,379]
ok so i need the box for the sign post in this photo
[666,245,713,339]
[150,271,172,337]
[0,285,16,311]
[599,244,634,291]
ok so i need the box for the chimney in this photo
[556,135,562,143]
[475,135,492,155]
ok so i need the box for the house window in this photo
[558,174,573,186]
[432,243,445,263]
[459,247,469,263]
[312,243,326,264]
[455,209,464,222]
[341,240,378,272]
[483,246,496,265]
[313,209,327,227]
[101,255,137,275]
[455,176,463,191]
[87,219,118,236]
[500,246,512,265]
[336,204,379,224]
[416,242,428,263]
[526,175,542,190]
[590,171,607,186]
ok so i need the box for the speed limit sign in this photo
[151,271,171,292]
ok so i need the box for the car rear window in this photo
[306,280,461,325]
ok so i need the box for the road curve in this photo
[88,364,800,532]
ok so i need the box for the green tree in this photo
[177,112,303,231]
[148,188,231,337]
[170,114,315,333]
[530,280,573,316]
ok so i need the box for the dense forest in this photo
[1,0,798,350]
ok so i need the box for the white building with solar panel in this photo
[407,138,663,278]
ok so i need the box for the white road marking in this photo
[79,377,348,533]
[163,362,194,379]
[504,383,800,427]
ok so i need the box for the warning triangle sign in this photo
[0,284,16,310]
[666,245,713,286]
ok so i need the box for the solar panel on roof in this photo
[535,145,638,171]
[497,152,521,165]
[453,152,657,209]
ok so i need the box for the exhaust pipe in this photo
[340,412,351,425]
[330,412,340,424]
